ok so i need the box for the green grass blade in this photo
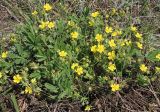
[10,93,20,112]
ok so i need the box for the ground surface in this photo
[0,2,16,34]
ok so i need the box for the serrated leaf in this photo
[44,83,58,93]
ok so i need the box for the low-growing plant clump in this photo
[0,1,160,111]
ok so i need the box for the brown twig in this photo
[149,84,160,107]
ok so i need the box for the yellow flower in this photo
[71,63,79,70]
[39,21,48,29]
[1,51,8,59]
[97,44,105,53]
[89,20,94,26]
[68,21,75,26]
[31,78,37,84]
[48,22,55,28]
[0,72,2,78]
[111,31,118,37]
[111,30,122,36]
[155,67,160,73]
[39,22,46,29]
[109,39,116,49]
[39,21,55,29]
[136,42,143,49]
[85,105,92,111]
[25,86,32,94]
[120,41,125,46]
[125,40,132,46]
[71,31,78,40]
[130,25,137,32]
[91,45,97,53]
[106,14,109,19]
[59,51,67,57]
[117,30,122,35]
[140,64,148,72]
[32,10,38,15]
[105,26,113,33]
[156,54,160,60]
[111,8,116,15]
[108,51,116,60]
[91,11,99,17]
[108,62,116,72]
[75,66,84,75]
[135,32,142,39]
[43,3,52,11]
[95,34,103,42]
[13,74,22,84]
[111,83,120,92]
[121,39,132,46]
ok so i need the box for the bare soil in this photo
[1,81,160,112]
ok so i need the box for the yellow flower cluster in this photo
[68,21,75,26]
[91,44,105,53]
[71,31,79,40]
[32,10,38,15]
[105,26,113,33]
[109,39,116,49]
[140,64,148,72]
[58,51,67,58]
[108,51,116,60]
[91,33,105,53]
[156,54,160,60]
[111,30,122,37]
[31,78,37,84]
[85,105,92,111]
[135,32,142,39]
[90,45,97,53]
[111,83,120,92]
[1,51,8,59]
[43,3,52,11]
[91,11,99,18]
[130,25,144,50]
[25,86,32,94]
[120,39,132,46]
[130,25,137,32]
[130,25,143,39]
[108,62,116,72]
[95,34,103,42]
[39,21,55,29]
[13,74,22,84]
[71,63,84,75]
[136,42,143,49]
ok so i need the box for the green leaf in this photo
[30,71,41,79]
[44,83,58,93]
[137,74,150,86]
[58,91,67,99]
[10,93,20,112]
[146,50,160,61]
[35,55,47,62]
[48,95,56,99]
